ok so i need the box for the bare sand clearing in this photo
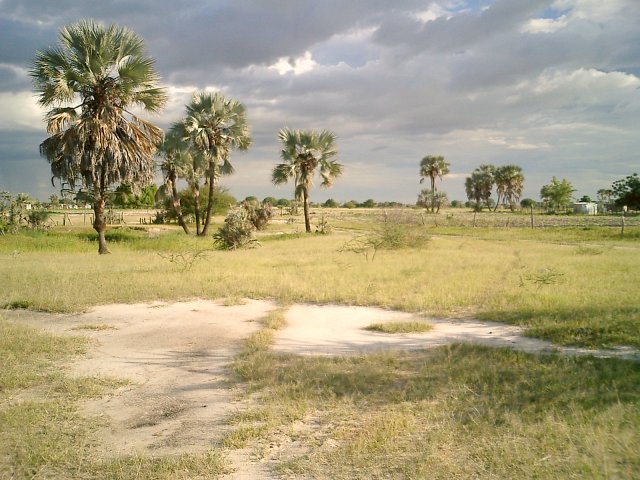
[4,300,638,478]
[272,304,640,360]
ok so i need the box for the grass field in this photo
[1,208,639,478]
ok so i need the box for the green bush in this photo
[213,209,257,250]
[161,186,236,224]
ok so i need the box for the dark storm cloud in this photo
[374,0,553,53]
[0,1,420,76]
[0,17,52,67]
[0,64,30,92]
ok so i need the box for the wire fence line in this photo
[416,210,639,229]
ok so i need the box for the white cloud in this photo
[532,68,640,101]
[554,0,628,21]
[521,16,569,34]
[0,91,42,131]
[414,3,448,23]
[269,51,318,76]
[487,135,551,150]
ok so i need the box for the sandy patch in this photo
[272,304,640,360]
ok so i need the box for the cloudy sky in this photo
[1,0,638,204]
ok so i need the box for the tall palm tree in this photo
[272,129,343,233]
[175,92,251,236]
[31,19,166,254]
[419,155,450,212]
[494,165,525,211]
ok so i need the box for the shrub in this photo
[213,208,257,250]
[26,209,51,230]
[160,186,236,224]
[242,200,273,231]
[340,215,430,261]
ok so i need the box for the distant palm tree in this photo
[494,165,525,211]
[272,129,343,233]
[419,155,450,212]
[175,92,251,236]
[31,20,167,253]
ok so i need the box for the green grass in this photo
[0,318,231,479]
[0,318,87,391]
[1,219,639,348]
[365,321,433,334]
[230,344,640,479]
[222,295,248,306]
[71,323,117,331]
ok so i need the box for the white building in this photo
[573,202,598,215]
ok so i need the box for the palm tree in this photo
[465,164,495,211]
[272,129,343,233]
[494,165,525,211]
[156,130,195,234]
[31,20,166,254]
[597,188,612,205]
[419,155,450,213]
[175,92,251,236]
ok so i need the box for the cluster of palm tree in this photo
[157,92,251,236]
[464,164,525,211]
[31,20,343,252]
[421,157,525,213]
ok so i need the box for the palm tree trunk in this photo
[93,194,109,254]
[493,193,501,212]
[168,173,190,234]
[430,177,436,213]
[193,182,201,236]
[200,169,216,236]
[303,188,311,233]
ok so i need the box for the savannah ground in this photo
[1,208,639,478]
